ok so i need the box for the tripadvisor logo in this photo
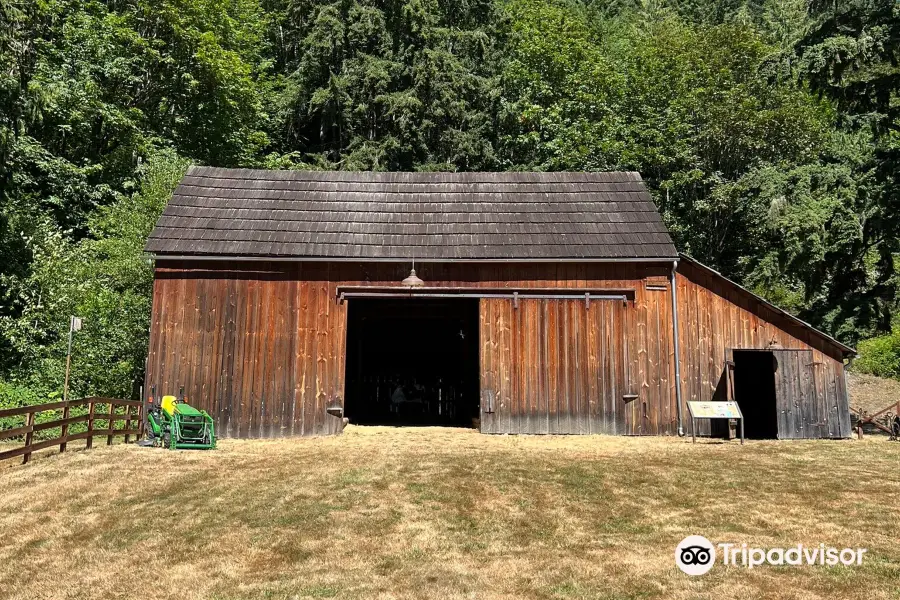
[675,536,868,576]
[676,535,716,575]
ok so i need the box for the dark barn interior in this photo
[344,298,480,427]
[732,350,779,439]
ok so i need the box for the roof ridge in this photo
[185,166,644,182]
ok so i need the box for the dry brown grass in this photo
[0,427,898,600]
[848,372,900,416]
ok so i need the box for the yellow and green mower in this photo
[145,387,216,450]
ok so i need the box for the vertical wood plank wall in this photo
[146,258,850,438]
[770,350,823,439]
[147,260,678,437]
[147,262,347,437]
[479,298,633,434]
[675,261,850,438]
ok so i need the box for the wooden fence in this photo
[0,397,144,464]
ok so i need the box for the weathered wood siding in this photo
[771,349,826,439]
[479,298,632,434]
[147,258,850,439]
[676,261,850,438]
[472,269,678,436]
[147,260,679,437]
[147,263,348,437]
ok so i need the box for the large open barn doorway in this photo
[732,350,779,438]
[344,298,480,427]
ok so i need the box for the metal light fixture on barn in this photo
[401,260,425,287]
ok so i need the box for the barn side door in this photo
[771,349,817,439]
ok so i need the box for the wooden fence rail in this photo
[0,397,144,464]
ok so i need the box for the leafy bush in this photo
[0,381,44,431]
[854,331,900,380]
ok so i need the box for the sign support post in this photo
[63,316,83,403]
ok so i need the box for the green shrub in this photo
[854,332,900,379]
[0,380,51,432]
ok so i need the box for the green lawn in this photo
[0,427,898,599]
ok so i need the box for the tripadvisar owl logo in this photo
[676,535,716,575]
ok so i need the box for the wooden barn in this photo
[144,168,854,439]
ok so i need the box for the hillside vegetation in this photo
[2,0,900,402]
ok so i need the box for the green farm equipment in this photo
[145,387,216,450]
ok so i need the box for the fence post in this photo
[60,402,71,453]
[107,402,116,446]
[124,404,132,444]
[22,410,36,465]
[86,401,96,449]
[137,402,145,439]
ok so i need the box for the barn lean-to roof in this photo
[145,167,678,261]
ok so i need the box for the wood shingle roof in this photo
[145,167,678,261]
